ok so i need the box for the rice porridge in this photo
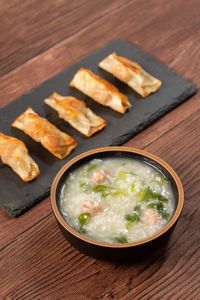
[60,158,175,244]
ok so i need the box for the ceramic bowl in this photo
[51,147,184,261]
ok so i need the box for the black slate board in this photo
[0,39,197,217]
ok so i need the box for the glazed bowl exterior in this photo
[50,147,184,261]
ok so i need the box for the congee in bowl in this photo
[60,157,175,244]
[51,147,184,259]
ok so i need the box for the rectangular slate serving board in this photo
[0,39,197,217]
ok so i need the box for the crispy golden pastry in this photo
[12,108,77,159]
[0,133,39,182]
[45,92,107,137]
[70,68,131,113]
[99,53,161,97]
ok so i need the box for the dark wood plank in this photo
[0,0,124,77]
[0,0,199,108]
[0,0,200,299]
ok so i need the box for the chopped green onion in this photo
[93,185,124,198]
[138,190,147,201]
[93,185,112,197]
[152,193,168,203]
[86,163,98,173]
[117,171,127,180]
[147,202,164,211]
[111,190,125,197]
[125,205,141,225]
[125,212,140,223]
[161,211,170,220]
[134,205,141,212]
[78,212,91,226]
[153,175,169,185]
[130,183,135,193]
[83,163,98,176]
[114,235,128,244]
[125,221,133,229]
[78,212,91,234]
[139,187,168,203]
[80,181,90,192]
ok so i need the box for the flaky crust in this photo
[70,68,131,113]
[0,133,39,182]
[45,92,107,137]
[99,53,161,97]
[12,108,77,159]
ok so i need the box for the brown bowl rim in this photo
[50,146,184,248]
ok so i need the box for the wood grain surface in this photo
[0,0,200,299]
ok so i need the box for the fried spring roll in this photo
[44,92,107,137]
[70,68,131,113]
[99,53,161,97]
[0,133,39,182]
[12,108,77,159]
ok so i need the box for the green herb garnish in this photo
[82,163,98,177]
[125,221,133,229]
[86,163,98,173]
[130,183,135,193]
[117,171,127,180]
[138,189,147,201]
[153,175,169,185]
[151,193,168,203]
[93,185,124,198]
[125,205,141,227]
[147,202,163,211]
[111,190,125,197]
[134,205,141,212]
[125,212,140,223]
[138,187,168,203]
[140,187,169,219]
[114,235,128,244]
[161,211,170,220]
[80,181,90,192]
[147,202,169,220]
[93,185,113,197]
[78,212,91,226]
[78,212,91,234]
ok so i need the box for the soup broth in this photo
[60,158,175,244]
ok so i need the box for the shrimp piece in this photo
[142,208,162,226]
[91,169,110,184]
[82,200,102,216]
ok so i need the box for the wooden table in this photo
[0,1,200,299]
